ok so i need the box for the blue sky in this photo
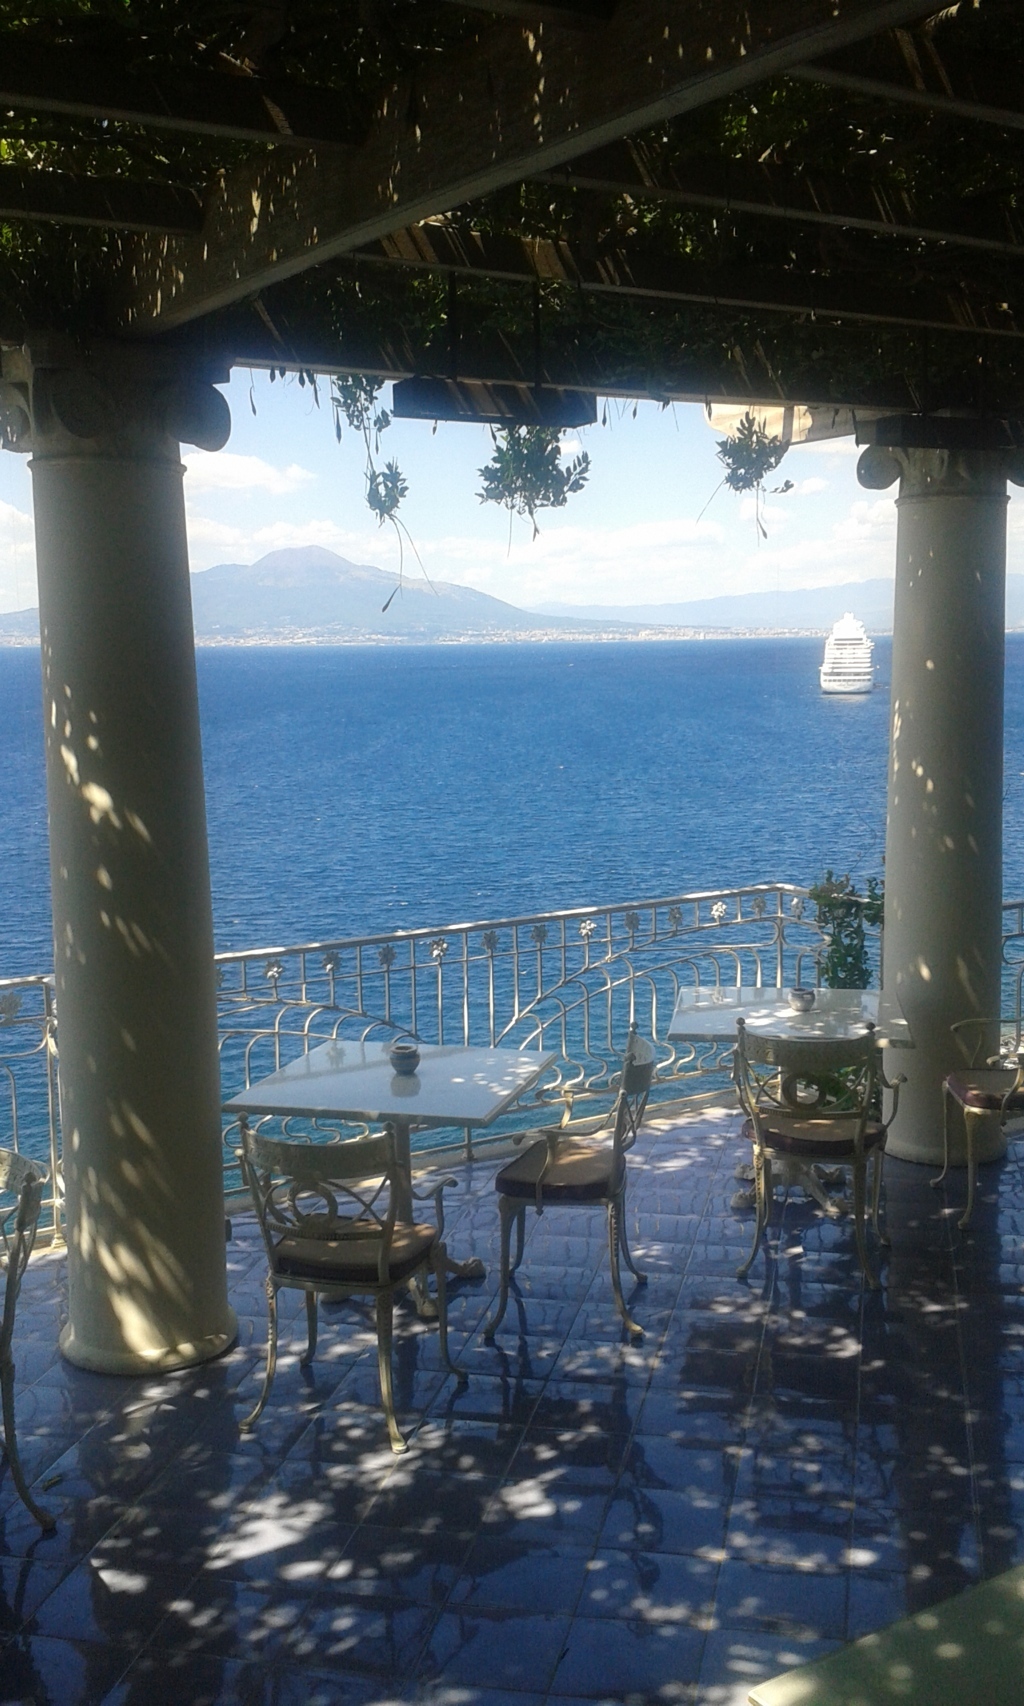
[3,367,1018,615]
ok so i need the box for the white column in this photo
[1,341,237,1372]
[859,444,1008,1164]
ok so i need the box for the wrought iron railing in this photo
[213,883,827,1177]
[31,881,1024,1232]
[0,974,60,1237]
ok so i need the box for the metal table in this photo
[667,986,912,1047]
[224,1037,556,1283]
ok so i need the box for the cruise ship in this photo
[820,612,874,694]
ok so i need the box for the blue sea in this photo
[4,635,1024,976]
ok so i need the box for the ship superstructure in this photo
[820,613,874,694]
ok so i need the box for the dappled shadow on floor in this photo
[3,1108,1024,1705]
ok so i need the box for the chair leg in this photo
[932,1088,953,1189]
[617,1201,647,1284]
[376,1290,406,1454]
[737,1149,769,1280]
[1,1355,56,1532]
[509,1206,527,1274]
[607,1199,643,1337]
[300,1292,318,1367]
[959,1113,978,1231]
[871,1149,890,1246]
[432,1244,467,1383]
[853,1160,880,1289]
[483,1195,518,1340]
[241,1274,279,1431]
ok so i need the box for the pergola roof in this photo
[3,1,1024,412]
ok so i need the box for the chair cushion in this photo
[495,1138,623,1203]
[945,1070,1024,1113]
[273,1222,437,1284]
[741,1116,887,1160]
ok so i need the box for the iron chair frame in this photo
[935,1016,1024,1229]
[240,1125,465,1453]
[484,1025,655,1340]
[1,1146,55,1530]
[733,1020,904,1289]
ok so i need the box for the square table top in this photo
[666,985,911,1046]
[223,1038,557,1128]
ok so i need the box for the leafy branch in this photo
[477,426,590,539]
[714,408,792,540]
[808,871,884,990]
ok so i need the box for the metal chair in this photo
[484,1026,655,1340]
[733,1020,903,1288]
[240,1128,464,1453]
[1,1148,56,1531]
[936,1018,1024,1229]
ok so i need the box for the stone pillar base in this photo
[59,1311,238,1376]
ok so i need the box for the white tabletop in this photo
[667,986,911,1045]
[224,1038,557,1127]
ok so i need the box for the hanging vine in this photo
[714,408,793,540]
[477,426,591,539]
[330,374,426,609]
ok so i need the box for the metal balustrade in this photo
[0,974,60,1237]
[19,883,1024,1237]
[212,884,826,1181]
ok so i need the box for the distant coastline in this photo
[3,545,1023,645]
[0,626,900,649]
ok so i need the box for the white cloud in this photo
[795,476,828,495]
[795,437,861,457]
[186,511,401,573]
[0,499,36,612]
[183,452,314,494]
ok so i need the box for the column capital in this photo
[0,335,231,459]
[855,416,1024,496]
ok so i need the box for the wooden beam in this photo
[441,0,617,27]
[788,62,1024,132]
[360,222,1024,339]
[115,0,942,330]
[0,168,202,234]
[0,35,364,147]
[538,141,1024,259]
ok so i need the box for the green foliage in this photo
[330,374,406,526]
[477,426,590,538]
[809,871,884,991]
[716,410,787,494]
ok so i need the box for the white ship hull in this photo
[820,612,874,694]
[820,667,873,694]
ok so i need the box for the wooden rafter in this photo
[789,62,1024,131]
[0,35,364,147]
[791,21,1024,132]
[360,222,1024,340]
[537,142,1024,259]
[441,0,617,26]
[114,0,941,331]
[0,168,202,234]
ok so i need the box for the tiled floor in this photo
[4,1106,1024,1705]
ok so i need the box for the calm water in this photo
[4,636,1024,975]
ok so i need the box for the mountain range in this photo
[4,549,1024,640]
[539,577,1024,632]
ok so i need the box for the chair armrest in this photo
[879,1070,907,1133]
[411,1173,458,1238]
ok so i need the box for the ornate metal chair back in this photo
[613,1028,656,1161]
[733,1023,880,1149]
[241,1129,400,1287]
